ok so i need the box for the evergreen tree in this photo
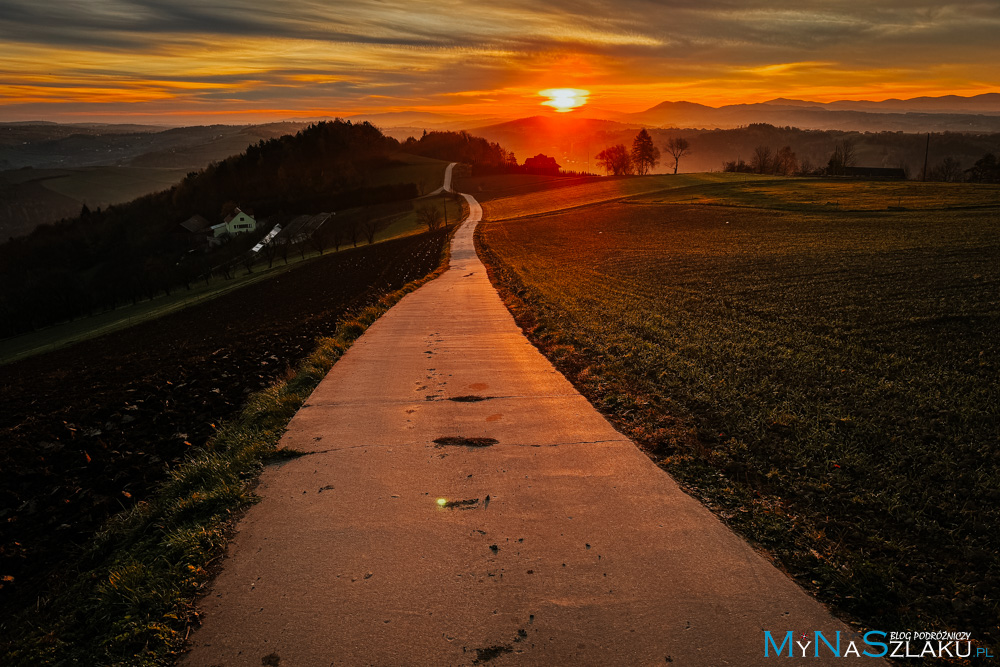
[630,129,660,176]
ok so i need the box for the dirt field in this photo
[0,230,446,616]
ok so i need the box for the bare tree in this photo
[309,231,328,255]
[416,204,443,231]
[362,217,388,244]
[664,137,691,174]
[841,139,858,168]
[929,156,963,182]
[827,138,858,175]
[751,145,773,174]
[261,239,279,268]
[241,252,256,274]
[774,146,799,176]
[352,220,363,247]
[630,129,660,175]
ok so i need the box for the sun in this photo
[540,88,589,113]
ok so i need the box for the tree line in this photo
[402,130,516,171]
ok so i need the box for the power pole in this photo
[921,133,930,182]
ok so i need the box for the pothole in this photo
[440,498,480,510]
[447,395,493,402]
[434,436,498,448]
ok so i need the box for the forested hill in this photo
[0,121,511,338]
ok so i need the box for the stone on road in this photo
[184,183,866,665]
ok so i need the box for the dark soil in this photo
[0,230,446,617]
[433,436,498,448]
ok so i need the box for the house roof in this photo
[223,206,255,224]
[179,214,212,233]
[524,154,560,169]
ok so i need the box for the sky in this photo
[1,0,998,124]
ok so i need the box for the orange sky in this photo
[1,2,998,124]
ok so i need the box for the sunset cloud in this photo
[0,0,997,122]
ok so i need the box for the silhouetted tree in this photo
[965,153,1000,183]
[596,145,633,175]
[416,204,443,231]
[630,129,660,176]
[362,217,388,244]
[751,146,773,174]
[774,146,799,176]
[827,138,858,175]
[664,137,691,174]
[928,157,963,182]
[723,158,752,173]
[261,237,279,268]
[346,218,360,247]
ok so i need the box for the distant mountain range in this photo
[764,93,1000,114]
[616,94,1000,133]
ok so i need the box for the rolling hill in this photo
[0,122,310,239]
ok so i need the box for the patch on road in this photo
[433,436,498,448]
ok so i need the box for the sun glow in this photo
[540,88,589,112]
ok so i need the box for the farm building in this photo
[178,214,212,234]
[524,154,560,175]
[212,207,257,237]
[176,214,215,248]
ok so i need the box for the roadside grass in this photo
[378,194,465,239]
[477,193,1000,655]
[1,229,453,666]
[480,172,771,221]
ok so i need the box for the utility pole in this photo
[921,133,930,182]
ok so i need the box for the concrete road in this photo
[423,162,455,197]
[183,185,869,665]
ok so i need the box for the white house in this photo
[213,207,257,238]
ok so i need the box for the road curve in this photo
[183,178,867,665]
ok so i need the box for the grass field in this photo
[634,177,1000,212]
[0,166,192,239]
[39,166,191,206]
[367,153,451,194]
[478,177,1000,650]
[479,172,773,221]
